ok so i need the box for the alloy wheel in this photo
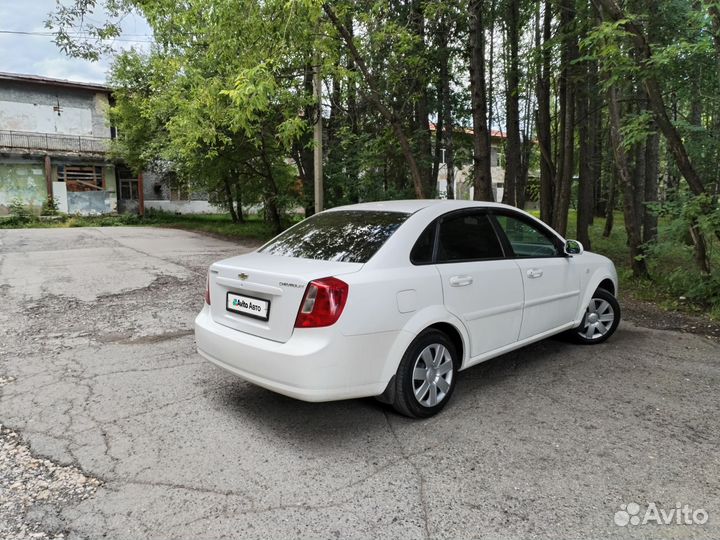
[579,297,615,340]
[412,343,454,407]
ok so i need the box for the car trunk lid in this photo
[208,252,362,343]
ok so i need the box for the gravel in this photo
[0,422,101,540]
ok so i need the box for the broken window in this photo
[119,178,139,200]
[58,165,104,192]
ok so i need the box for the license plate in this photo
[226,292,270,321]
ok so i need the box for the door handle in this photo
[449,275,473,287]
[527,268,543,279]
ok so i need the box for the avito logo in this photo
[614,502,709,527]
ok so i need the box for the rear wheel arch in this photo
[384,309,469,374]
[427,322,464,369]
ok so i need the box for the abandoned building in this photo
[0,72,132,215]
[0,72,219,216]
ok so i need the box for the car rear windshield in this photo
[259,210,409,263]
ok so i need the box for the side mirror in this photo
[564,239,584,256]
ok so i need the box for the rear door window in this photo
[259,210,409,263]
[436,212,504,262]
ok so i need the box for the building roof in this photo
[0,72,110,93]
[428,121,506,140]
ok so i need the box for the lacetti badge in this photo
[238,273,249,280]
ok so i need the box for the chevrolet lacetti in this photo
[195,200,620,418]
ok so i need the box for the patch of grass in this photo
[142,211,275,242]
[564,211,720,319]
[0,210,276,243]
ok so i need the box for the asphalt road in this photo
[1,227,718,540]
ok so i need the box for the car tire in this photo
[570,288,620,345]
[391,329,458,418]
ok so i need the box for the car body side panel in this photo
[336,265,444,336]
[515,256,581,340]
[436,259,525,357]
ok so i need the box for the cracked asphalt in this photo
[1,226,719,539]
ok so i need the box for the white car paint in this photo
[195,200,618,402]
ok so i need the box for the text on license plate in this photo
[226,292,270,321]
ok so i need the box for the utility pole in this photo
[313,53,324,213]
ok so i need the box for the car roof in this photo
[326,199,518,215]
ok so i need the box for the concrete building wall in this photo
[141,170,219,213]
[0,81,111,138]
[0,160,46,215]
[144,200,223,214]
[142,170,208,202]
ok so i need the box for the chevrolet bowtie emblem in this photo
[238,273,249,281]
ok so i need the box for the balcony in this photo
[0,129,110,155]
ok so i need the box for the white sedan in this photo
[195,200,619,417]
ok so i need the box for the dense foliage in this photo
[48,0,720,312]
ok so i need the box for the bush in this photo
[41,196,59,216]
[67,216,84,227]
[8,199,35,225]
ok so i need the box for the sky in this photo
[0,0,151,84]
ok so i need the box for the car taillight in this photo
[205,273,211,305]
[294,277,349,328]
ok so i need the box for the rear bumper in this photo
[194,306,398,402]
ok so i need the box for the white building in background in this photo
[429,122,506,202]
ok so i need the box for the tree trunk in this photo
[223,177,239,223]
[576,58,593,249]
[234,182,244,223]
[587,43,602,225]
[487,0,496,142]
[590,66,603,221]
[517,41,535,210]
[552,0,577,237]
[345,12,360,204]
[469,0,494,201]
[517,134,531,209]
[291,63,315,216]
[632,138,646,230]
[607,84,648,278]
[411,0,434,198]
[323,3,426,198]
[537,0,555,223]
[689,220,711,274]
[441,19,455,200]
[603,165,617,238]
[502,0,521,207]
[593,0,706,197]
[258,138,283,235]
[432,15,448,194]
[643,128,659,243]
